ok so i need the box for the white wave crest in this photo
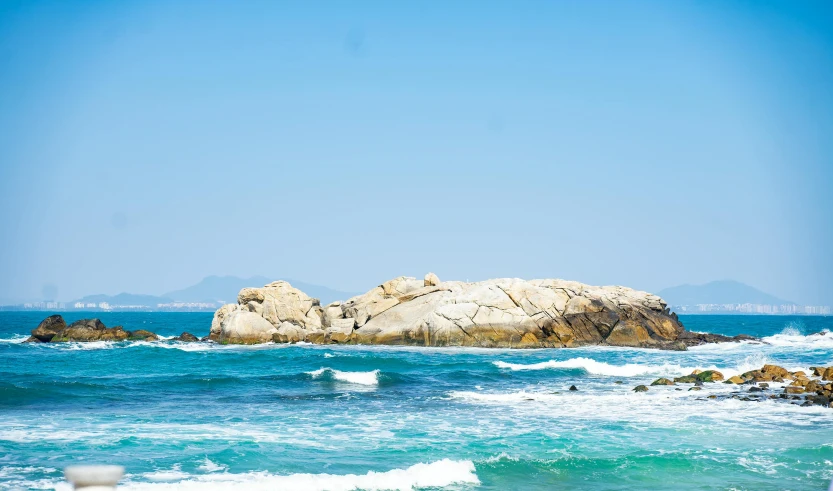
[493,357,696,377]
[198,458,227,473]
[144,465,190,482]
[492,354,810,379]
[120,459,478,491]
[762,328,833,348]
[307,368,380,385]
[0,334,29,344]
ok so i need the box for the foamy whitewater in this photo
[1,312,832,490]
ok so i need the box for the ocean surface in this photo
[1,312,832,491]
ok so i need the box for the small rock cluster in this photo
[633,364,833,408]
[24,315,198,344]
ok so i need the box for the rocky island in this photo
[21,275,833,409]
[25,274,755,349]
[207,274,747,349]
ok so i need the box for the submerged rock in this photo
[633,385,648,392]
[209,275,706,349]
[175,332,199,342]
[128,329,159,341]
[676,331,758,347]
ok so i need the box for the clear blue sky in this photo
[1,0,832,304]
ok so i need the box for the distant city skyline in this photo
[1,276,831,317]
[2,1,832,305]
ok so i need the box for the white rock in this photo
[424,272,441,287]
[219,310,278,344]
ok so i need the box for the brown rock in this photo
[696,370,724,382]
[740,370,771,382]
[30,315,67,342]
[176,332,199,342]
[761,365,791,378]
[128,329,159,341]
[674,375,698,383]
[783,386,805,394]
[51,319,130,342]
[633,385,648,392]
[725,375,744,384]
[650,378,675,386]
[805,380,822,393]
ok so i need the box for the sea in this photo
[1,312,831,490]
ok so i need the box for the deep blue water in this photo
[1,313,832,490]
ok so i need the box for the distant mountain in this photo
[74,293,173,306]
[163,275,360,305]
[658,280,792,306]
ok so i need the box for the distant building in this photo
[74,302,85,309]
[673,303,830,315]
[98,302,111,310]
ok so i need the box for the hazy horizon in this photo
[2,1,832,305]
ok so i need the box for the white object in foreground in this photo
[65,466,124,490]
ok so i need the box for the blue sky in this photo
[1,0,832,304]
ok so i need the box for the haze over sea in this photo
[1,312,831,490]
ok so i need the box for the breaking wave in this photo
[119,459,478,491]
[493,357,696,377]
[307,368,380,385]
[761,328,833,348]
[0,334,28,344]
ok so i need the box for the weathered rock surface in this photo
[128,329,159,341]
[27,315,67,342]
[176,332,199,342]
[208,275,720,349]
[215,310,278,344]
[27,316,173,343]
[651,378,675,386]
[51,319,130,342]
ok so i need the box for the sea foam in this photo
[0,334,28,344]
[762,328,833,348]
[307,368,380,385]
[493,357,697,377]
[118,459,478,491]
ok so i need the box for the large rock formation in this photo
[209,273,718,349]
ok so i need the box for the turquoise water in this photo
[1,312,832,490]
